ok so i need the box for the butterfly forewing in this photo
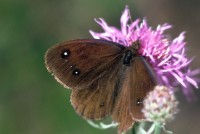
[111,56,157,133]
[130,57,157,120]
[45,39,124,89]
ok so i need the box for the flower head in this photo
[142,85,178,123]
[90,6,199,100]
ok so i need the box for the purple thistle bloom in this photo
[89,6,199,100]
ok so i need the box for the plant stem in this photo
[132,122,140,134]
[154,122,161,134]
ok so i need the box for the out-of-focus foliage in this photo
[0,0,199,134]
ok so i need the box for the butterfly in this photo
[45,39,157,133]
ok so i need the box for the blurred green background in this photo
[0,0,200,134]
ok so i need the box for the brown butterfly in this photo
[45,39,157,133]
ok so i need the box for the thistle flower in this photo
[142,85,178,123]
[89,6,199,100]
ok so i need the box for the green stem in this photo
[132,122,140,134]
[154,122,161,134]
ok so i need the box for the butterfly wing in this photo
[71,58,125,119]
[112,56,157,133]
[45,39,124,89]
[129,57,157,120]
[111,70,135,133]
[45,39,125,119]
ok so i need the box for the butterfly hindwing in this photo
[111,69,135,133]
[71,57,125,119]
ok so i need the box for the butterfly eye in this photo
[72,68,80,76]
[61,49,70,59]
[136,99,143,105]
